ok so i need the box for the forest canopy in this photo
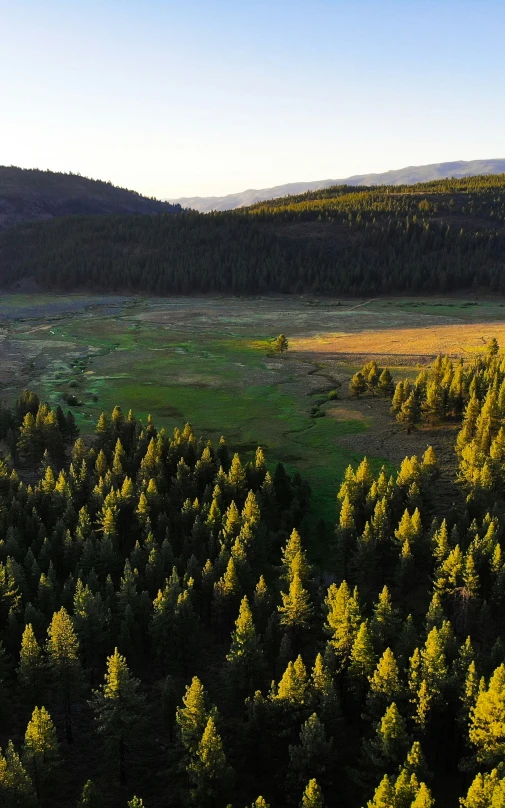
[2,341,505,806]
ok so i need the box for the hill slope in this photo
[169,158,505,212]
[0,166,181,231]
[2,173,505,296]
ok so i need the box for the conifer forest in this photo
[2,336,505,808]
[2,174,505,297]
[3,1,505,806]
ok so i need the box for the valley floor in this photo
[1,293,504,563]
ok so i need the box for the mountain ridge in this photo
[0,166,181,231]
[168,158,505,212]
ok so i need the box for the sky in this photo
[1,0,504,199]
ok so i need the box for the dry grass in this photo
[291,321,505,362]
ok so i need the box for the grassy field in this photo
[2,293,505,564]
[292,320,505,361]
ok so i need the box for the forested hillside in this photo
[1,174,505,295]
[169,158,505,212]
[0,167,181,233]
[2,344,505,807]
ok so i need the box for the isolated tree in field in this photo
[46,607,81,743]
[23,706,59,800]
[91,648,145,785]
[273,334,289,353]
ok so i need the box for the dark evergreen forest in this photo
[2,343,505,807]
[1,174,505,296]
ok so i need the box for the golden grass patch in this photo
[292,321,505,360]
[326,405,371,422]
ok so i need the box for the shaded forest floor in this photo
[1,292,503,565]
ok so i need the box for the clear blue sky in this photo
[1,0,504,198]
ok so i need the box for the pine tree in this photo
[212,556,241,629]
[348,620,376,691]
[17,623,44,702]
[91,648,145,785]
[0,741,36,808]
[394,767,418,808]
[273,334,289,354]
[77,779,104,808]
[176,677,211,757]
[187,715,232,807]
[397,393,420,433]
[378,368,394,397]
[46,607,81,743]
[300,778,325,808]
[311,653,342,738]
[228,454,247,497]
[278,571,313,633]
[350,372,367,398]
[281,529,310,583]
[336,496,356,577]
[367,648,403,719]
[404,741,430,784]
[468,663,505,767]
[422,379,445,424]
[371,586,399,652]
[226,596,264,696]
[368,702,410,772]
[287,713,333,797]
[325,582,361,669]
[460,770,500,808]
[367,774,395,808]
[275,656,309,705]
[23,707,59,800]
[392,381,407,414]
[411,782,434,808]
[73,580,109,672]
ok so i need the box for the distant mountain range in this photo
[168,159,505,212]
[0,166,181,232]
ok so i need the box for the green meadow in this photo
[9,293,499,560]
